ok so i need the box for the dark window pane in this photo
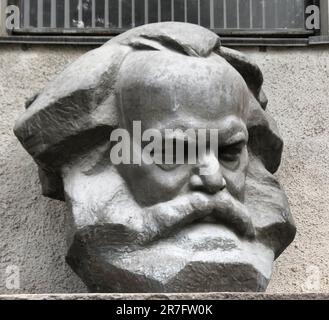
[109,0,119,28]
[56,0,65,28]
[148,0,159,23]
[42,0,51,27]
[161,0,172,22]
[122,0,132,28]
[265,0,276,29]
[187,0,199,25]
[200,0,210,28]
[174,0,185,22]
[227,0,237,28]
[239,0,251,29]
[17,0,311,32]
[135,0,145,26]
[70,0,79,28]
[83,0,94,28]
[95,0,105,27]
[276,0,288,28]
[29,0,37,27]
[288,0,305,28]
[214,0,224,29]
[252,0,263,29]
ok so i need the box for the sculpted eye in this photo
[218,141,245,163]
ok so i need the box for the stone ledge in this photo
[0,293,328,300]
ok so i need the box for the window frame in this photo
[0,0,327,46]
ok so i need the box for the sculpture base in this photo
[0,293,328,300]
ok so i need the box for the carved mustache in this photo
[139,189,256,244]
[76,188,255,249]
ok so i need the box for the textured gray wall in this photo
[0,44,328,294]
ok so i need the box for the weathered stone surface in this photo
[13,22,295,293]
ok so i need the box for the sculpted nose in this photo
[189,151,226,194]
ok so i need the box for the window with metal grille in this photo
[7,0,318,35]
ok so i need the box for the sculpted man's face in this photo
[14,23,295,293]
[60,49,281,292]
[116,51,250,206]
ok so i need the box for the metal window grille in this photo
[6,0,318,35]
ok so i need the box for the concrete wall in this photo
[0,44,328,294]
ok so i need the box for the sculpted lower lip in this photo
[192,212,253,240]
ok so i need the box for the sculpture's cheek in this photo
[221,148,249,201]
[117,162,193,206]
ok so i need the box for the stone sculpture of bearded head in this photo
[14,22,295,292]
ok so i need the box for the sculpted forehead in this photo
[116,50,249,129]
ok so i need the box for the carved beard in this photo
[12,22,295,293]
[62,147,294,293]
